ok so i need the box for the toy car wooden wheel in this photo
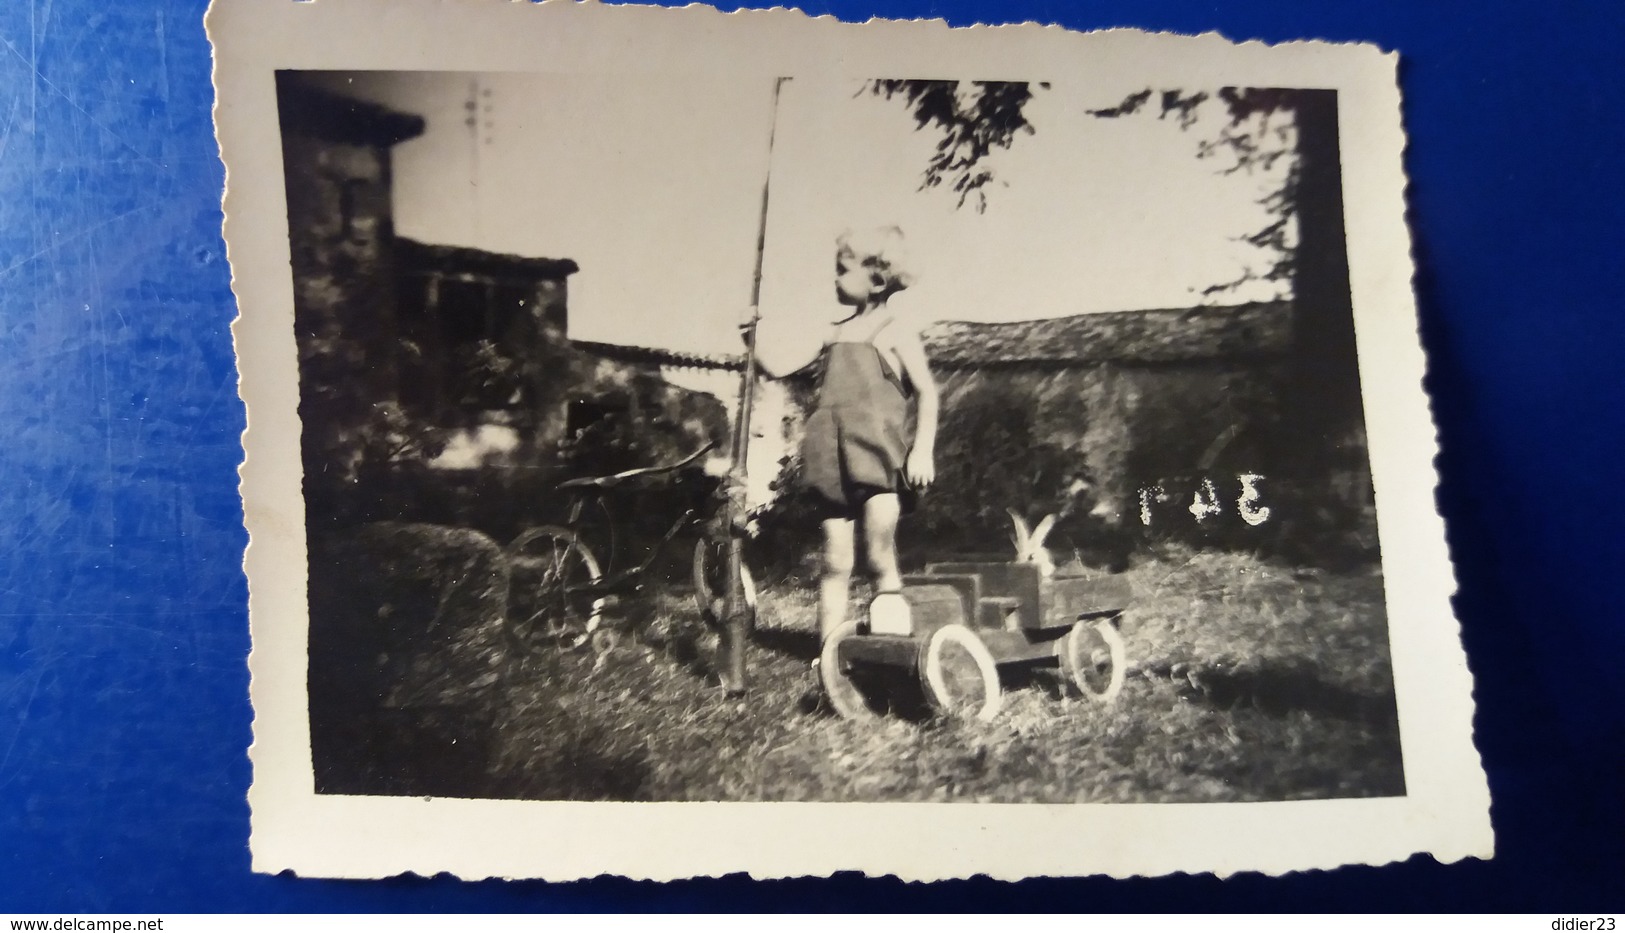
[918,624,1003,722]
[818,620,884,721]
[1057,617,1127,703]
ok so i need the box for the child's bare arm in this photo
[893,329,938,488]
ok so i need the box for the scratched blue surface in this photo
[0,0,1621,912]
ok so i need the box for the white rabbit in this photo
[1007,508,1057,577]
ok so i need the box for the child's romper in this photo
[800,327,916,517]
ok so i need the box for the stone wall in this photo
[278,76,431,538]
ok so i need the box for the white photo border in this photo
[212,0,1491,880]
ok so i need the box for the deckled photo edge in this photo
[212,0,1491,881]
[1331,44,1492,856]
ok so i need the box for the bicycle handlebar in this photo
[555,441,718,493]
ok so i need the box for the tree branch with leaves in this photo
[866,79,1048,213]
[1089,86,1302,297]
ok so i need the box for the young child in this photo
[786,226,939,642]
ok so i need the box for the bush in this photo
[307,522,511,795]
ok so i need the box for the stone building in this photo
[277,73,1369,563]
[911,302,1302,559]
[385,241,731,539]
[277,72,427,496]
[277,76,727,538]
[579,299,1334,563]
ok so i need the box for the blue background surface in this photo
[1,0,1622,912]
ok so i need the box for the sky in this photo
[314,72,1295,358]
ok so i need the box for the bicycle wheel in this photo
[691,536,757,623]
[506,526,603,655]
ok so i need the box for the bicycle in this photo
[503,442,758,657]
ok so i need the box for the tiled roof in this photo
[573,340,743,371]
[574,301,1292,372]
[396,238,580,281]
[921,302,1292,368]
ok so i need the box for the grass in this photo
[324,540,1404,804]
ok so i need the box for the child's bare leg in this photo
[819,517,855,642]
[863,493,904,593]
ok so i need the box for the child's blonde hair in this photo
[837,225,915,298]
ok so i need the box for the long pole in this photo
[719,75,788,697]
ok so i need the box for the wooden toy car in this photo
[818,561,1132,721]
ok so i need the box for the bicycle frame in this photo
[563,499,698,601]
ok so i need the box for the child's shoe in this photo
[869,591,912,636]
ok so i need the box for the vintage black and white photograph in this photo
[216,0,1488,880]
[281,67,1401,805]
